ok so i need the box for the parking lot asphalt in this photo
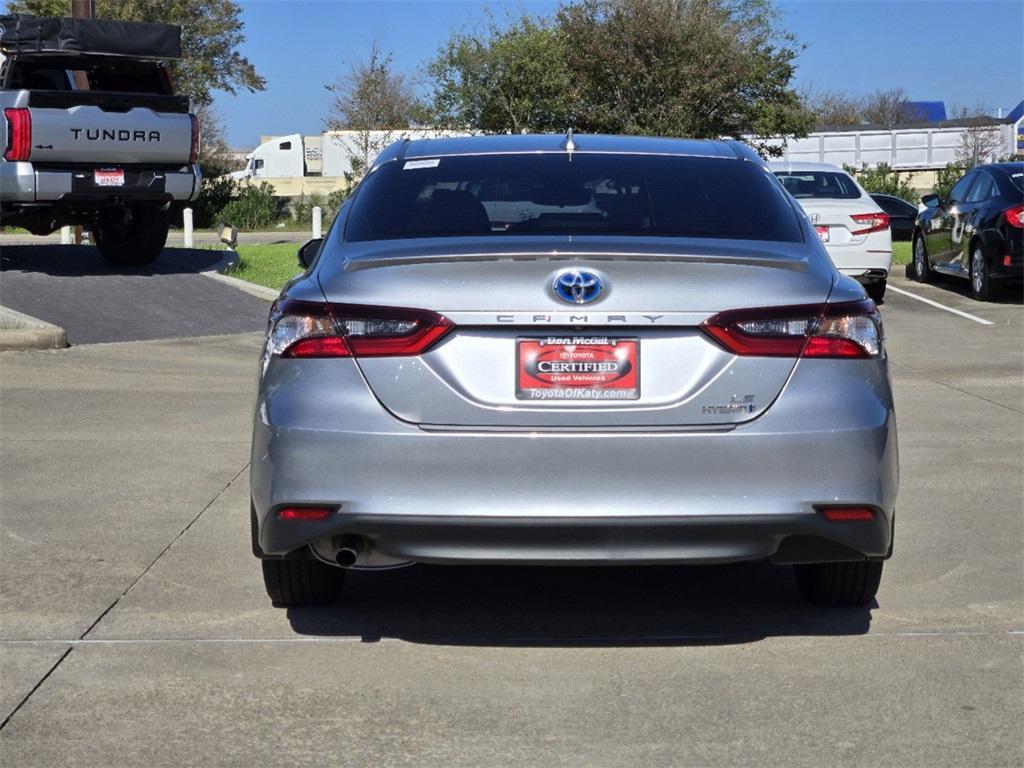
[1,245,271,344]
[1,273,1021,766]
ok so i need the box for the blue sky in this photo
[216,0,1023,147]
[6,0,1022,145]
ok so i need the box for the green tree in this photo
[7,0,265,106]
[556,0,811,151]
[844,163,917,203]
[325,44,422,193]
[426,0,811,154]
[426,16,572,133]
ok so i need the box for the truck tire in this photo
[94,205,169,267]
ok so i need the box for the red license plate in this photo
[516,336,639,401]
[815,224,830,243]
[94,168,125,187]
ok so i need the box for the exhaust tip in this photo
[335,548,358,567]
[333,535,366,568]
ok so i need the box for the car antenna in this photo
[562,128,576,161]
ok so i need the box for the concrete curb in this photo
[201,248,281,302]
[0,305,67,351]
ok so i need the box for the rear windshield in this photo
[1008,170,1024,193]
[8,56,170,94]
[773,171,861,200]
[345,153,802,243]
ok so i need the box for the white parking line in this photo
[887,285,994,326]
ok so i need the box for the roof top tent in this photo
[0,14,186,110]
[0,13,181,59]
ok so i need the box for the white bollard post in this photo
[183,207,194,248]
[312,206,322,240]
[60,225,72,245]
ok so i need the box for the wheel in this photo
[793,560,882,607]
[261,556,345,607]
[94,205,169,266]
[912,235,931,283]
[865,279,886,303]
[969,244,1001,302]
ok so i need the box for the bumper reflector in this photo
[277,506,333,521]
[820,507,875,522]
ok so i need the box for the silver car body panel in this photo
[251,135,897,567]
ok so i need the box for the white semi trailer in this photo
[231,130,469,182]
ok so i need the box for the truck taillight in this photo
[850,212,890,235]
[702,300,883,359]
[189,113,200,164]
[3,108,31,161]
[262,300,453,371]
[1005,205,1024,229]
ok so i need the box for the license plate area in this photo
[94,168,125,187]
[815,224,830,243]
[516,336,639,401]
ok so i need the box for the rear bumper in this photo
[251,355,899,565]
[0,161,201,204]
[283,512,892,566]
[992,232,1023,280]
[828,236,893,280]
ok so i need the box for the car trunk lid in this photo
[316,236,831,429]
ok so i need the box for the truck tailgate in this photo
[24,93,192,165]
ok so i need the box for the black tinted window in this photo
[345,154,802,243]
[948,173,976,203]
[773,171,861,199]
[1008,169,1024,193]
[965,173,995,203]
[874,196,915,216]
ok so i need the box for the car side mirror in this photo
[297,238,322,269]
[921,194,940,208]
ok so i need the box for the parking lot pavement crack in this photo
[0,463,249,733]
[888,360,1024,416]
[0,646,72,732]
[76,462,251,642]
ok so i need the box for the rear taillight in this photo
[701,300,883,359]
[820,506,876,522]
[277,506,333,521]
[189,113,201,164]
[3,108,31,161]
[850,212,890,235]
[263,300,452,368]
[1005,205,1024,229]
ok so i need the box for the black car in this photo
[870,193,918,241]
[912,162,1024,300]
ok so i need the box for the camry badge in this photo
[552,270,603,304]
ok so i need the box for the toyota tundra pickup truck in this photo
[0,13,201,265]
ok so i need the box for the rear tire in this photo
[794,560,882,607]
[94,205,169,266]
[261,556,345,607]
[970,244,1001,302]
[912,235,931,283]
[865,279,886,303]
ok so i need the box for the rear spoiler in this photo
[0,13,181,60]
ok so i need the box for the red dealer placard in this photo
[516,336,639,401]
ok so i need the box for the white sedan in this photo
[770,162,893,302]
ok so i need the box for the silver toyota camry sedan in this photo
[251,134,898,608]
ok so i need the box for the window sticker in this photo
[403,158,441,170]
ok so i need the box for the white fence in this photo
[765,123,1016,170]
